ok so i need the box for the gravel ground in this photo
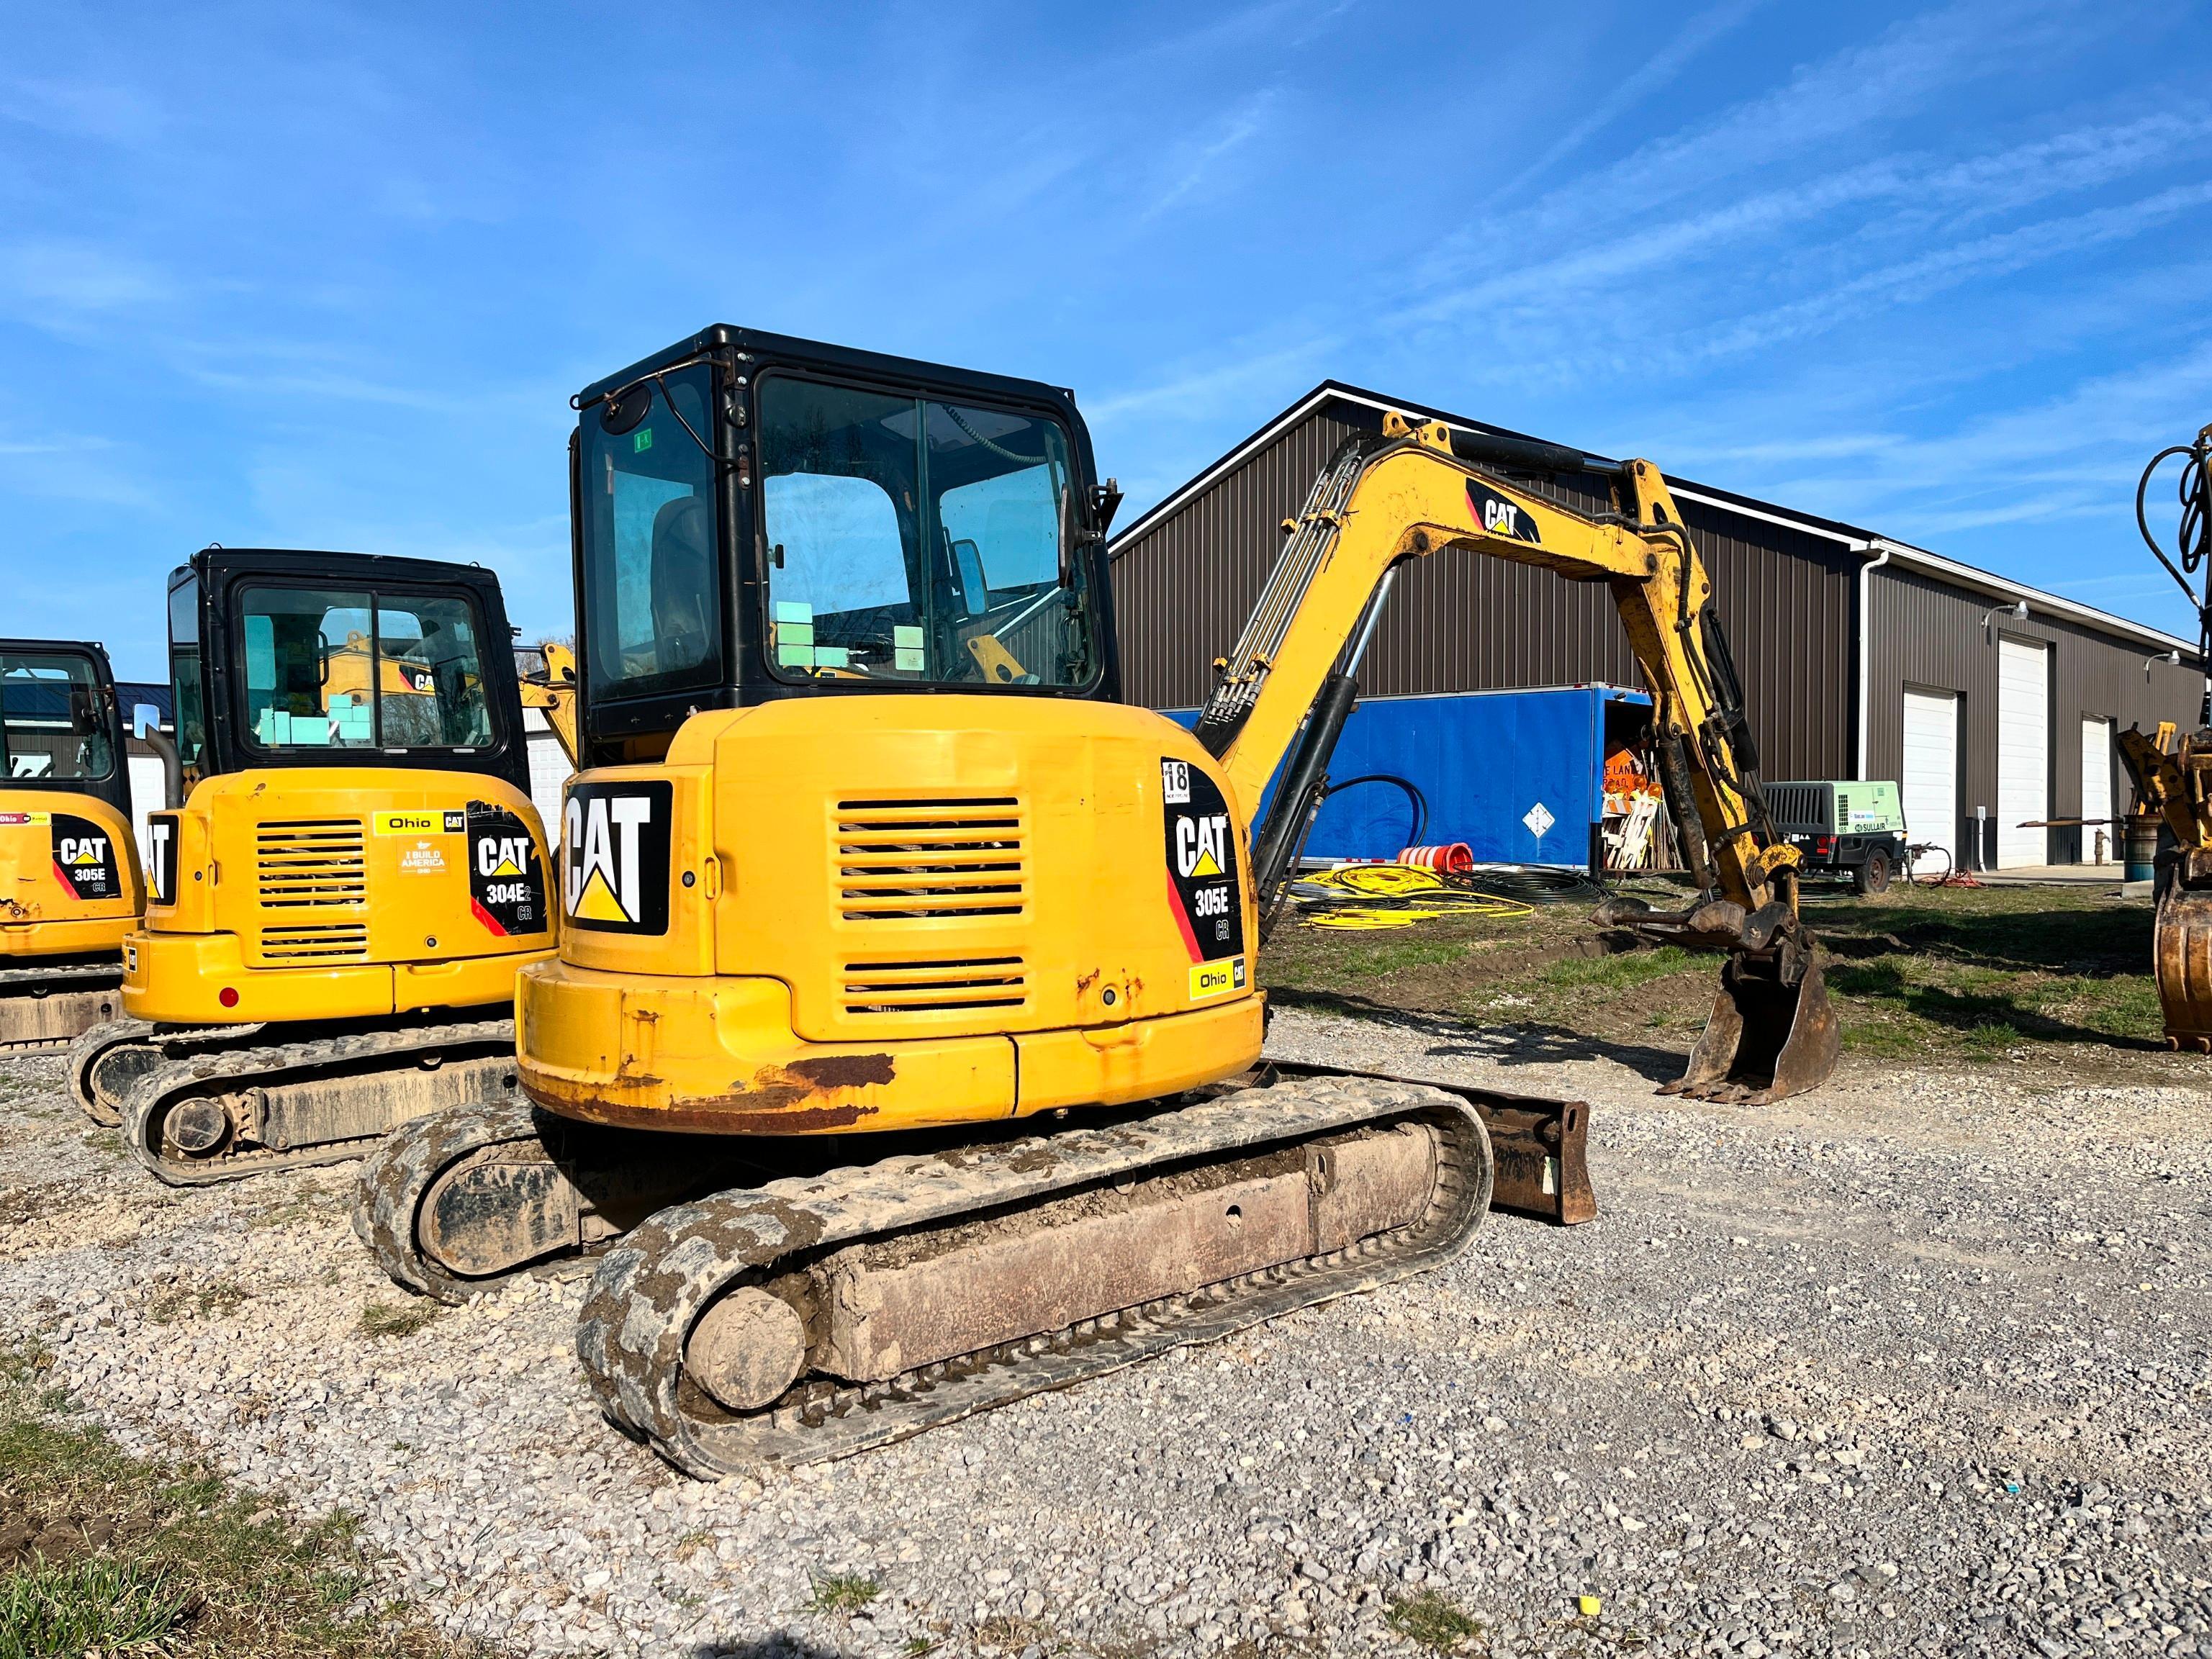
[1,1013,2208,1659]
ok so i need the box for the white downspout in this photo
[1856,541,1892,780]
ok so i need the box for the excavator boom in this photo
[1195,416,1836,1103]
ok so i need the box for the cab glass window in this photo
[758,376,1096,687]
[0,651,113,782]
[577,364,719,704]
[236,585,495,752]
[168,573,208,777]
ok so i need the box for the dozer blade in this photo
[2151,854,2212,1051]
[1259,1059,1595,1225]
[1661,949,1840,1106]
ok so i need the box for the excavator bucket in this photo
[1663,951,1840,1105]
[2152,851,2212,1051]
[1597,894,1840,1105]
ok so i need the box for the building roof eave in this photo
[1106,381,2201,664]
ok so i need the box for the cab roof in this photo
[574,325,1086,432]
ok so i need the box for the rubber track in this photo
[351,1096,549,1301]
[117,1017,517,1187]
[0,963,125,1056]
[577,1075,1493,1475]
[0,962,119,990]
[67,1019,261,1127]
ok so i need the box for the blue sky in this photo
[4,0,2211,679]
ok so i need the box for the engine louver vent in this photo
[841,957,1028,1016]
[834,797,1024,921]
[259,922,371,961]
[256,819,367,908]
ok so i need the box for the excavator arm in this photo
[518,641,581,768]
[1191,414,1838,1103]
[2116,721,2206,851]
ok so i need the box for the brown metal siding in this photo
[1865,564,2203,862]
[1111,406,1856,779]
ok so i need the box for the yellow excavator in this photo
[354,327,1832,1475]
[0,639,141,1049]
[67,547,573,1183]
[2118,421,2212,1047]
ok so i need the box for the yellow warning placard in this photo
[374,810,464,836]
[1188,957,1246,1000]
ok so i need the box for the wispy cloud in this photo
[0,239,173,320]
[1489,0,1771,202]
[0,75,164,145]
[1143,89,1280,220]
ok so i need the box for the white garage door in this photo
[1997,638,2050,869]
[1901,688,1959,870]
[126,754,167,866]
[523,717,572,848]
[2080,715,2113,863]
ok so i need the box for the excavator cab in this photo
[0,639,139,1049]
[70,548,562,1183]
[568,335,1118,765]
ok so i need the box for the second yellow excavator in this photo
[355,327,1833,1474]
[68,547,572,1183]
[1,639,140,1050]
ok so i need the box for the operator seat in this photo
[650,496,714,674]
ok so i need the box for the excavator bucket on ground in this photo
[1596,895,1841,1105]
[2153,850,2212,1051]
[2115,725,2212,1051]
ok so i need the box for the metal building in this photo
[1109,383,2206,870]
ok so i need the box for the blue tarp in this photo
[1167,684,1651,868]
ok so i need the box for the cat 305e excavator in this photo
[68,548,570,1183]
[0,639,140,1050]
[355,328,1833,1475]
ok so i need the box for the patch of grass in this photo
[804,1570,882,1615]
[1823,890,2166,1062]
[1268,877,2182,1079]
[248,1186,334,1232]
[1531,944,1692,993]
[356,1302,441,1339]
[148,1280,248,1326]
[1317,937,1473,979]
[972,1617,1066,1653]
[1386,1588,1484,1651]
[0,1554,194,1655]
[0,1339,458,1656]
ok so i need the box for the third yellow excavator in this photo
[2118,421,2212,1047]
[356,327,1834,1474]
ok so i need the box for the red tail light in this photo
[1815,836,1836,856]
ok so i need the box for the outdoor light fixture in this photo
[1982,597,2030,638]
[2146,647,2182,679]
